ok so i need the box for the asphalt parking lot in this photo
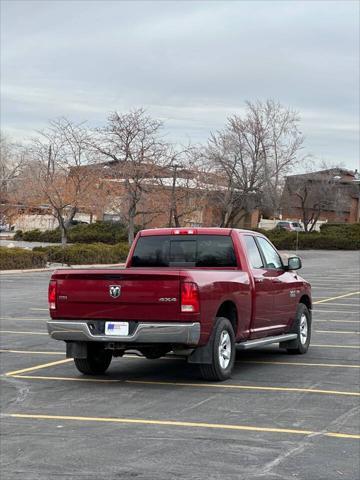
[0,250,359,480]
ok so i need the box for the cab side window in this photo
[244,235,263,269]
[257,237,283,269]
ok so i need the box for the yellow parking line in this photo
[5,359,72,376]
[315,320,359,323]
[313,303,360,307]
[2,351,358,368]
[0,317,48,321]
[312,344,359,349]
[9,375,120,383]
[0,330,47,335]
[315,330,360,335]
[125,380,360,397]
[0,349,63,356]
[8,370,360,396]
[241,360,360,369]
[326,432,360,439]
[7,413,360,440]
[314,291,360,304]
[313,310,359,314]
[0,349,148,359]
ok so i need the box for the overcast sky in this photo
[1,0,359,170]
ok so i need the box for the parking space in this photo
[0,251,359,480]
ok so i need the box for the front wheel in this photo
[199,317,235,381]
[286,303,311,354]
[74,344,112,375]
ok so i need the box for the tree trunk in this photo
[173,205,180,228]
[56,207,77,246]
[300,202,309,233]
[168,207,173,228]
[223,204,233,227]
[61,225,67,245]
[128,203,136,245]
[308,210,320,232]
[128,216,134,245]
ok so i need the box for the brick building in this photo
[93,161,260,229]
[281,168,360,224]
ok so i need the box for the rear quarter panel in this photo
[181,269,252,344]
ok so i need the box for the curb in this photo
[0,263,125,275]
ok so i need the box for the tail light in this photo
[181,282,200,313]
[48,280,57,310]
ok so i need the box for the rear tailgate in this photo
[51,269,182,321]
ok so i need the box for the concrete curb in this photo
[0,263,125,275]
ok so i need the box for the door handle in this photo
[254,278,264,283]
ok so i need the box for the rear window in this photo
[131,235,237,268]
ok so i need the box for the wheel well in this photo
[299,294,312,310]
[216,301,238,334]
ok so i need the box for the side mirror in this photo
[287,256,302,270]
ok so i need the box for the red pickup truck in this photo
[47,228,312,381]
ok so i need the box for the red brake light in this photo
[173,229,197,235]
[181,282,200,313]
[48,280,57,310]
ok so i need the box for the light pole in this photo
[168,164,179,227]
[352,170,360,223]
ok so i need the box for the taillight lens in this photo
[181,282,200,313]
[48,280,57,310]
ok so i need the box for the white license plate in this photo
[105,321,129,336]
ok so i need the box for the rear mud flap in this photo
[66,341,87,359]
[188,327,216,365]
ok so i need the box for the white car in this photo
[275,221,304,232]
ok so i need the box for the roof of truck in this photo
[139,227,259,236]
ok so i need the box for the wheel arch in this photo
[299,294,312,311]
[216,300,238,336]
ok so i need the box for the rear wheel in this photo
[286,303,311,354]
[74,344,112,375]
[199,317,235,381]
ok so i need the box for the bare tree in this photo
[0,134,27,190]
[92,109,172,243]
[250,100,305,216]
[0,133,27,227]
[206,100,304,226]
[206,113,264,227]
[23,119,98,244]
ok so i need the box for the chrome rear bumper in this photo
[47,320,201,345]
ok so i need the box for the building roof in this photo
[286,168,357,183]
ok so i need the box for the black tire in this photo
[74,344,112,375]
[199,317,235,381]
[286,303,311,355]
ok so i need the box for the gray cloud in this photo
[1,0,359,169]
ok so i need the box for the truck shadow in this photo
[104,346,296,383]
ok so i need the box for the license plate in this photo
[105,321,129,336]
